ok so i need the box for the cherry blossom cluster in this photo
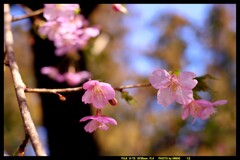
[38,4,100,86]
[38,4,100,56]
[35,5,226,133]
[79,80,118,133]
[78,68,227,133]
[38,4,129,86]
[149,68,227,123]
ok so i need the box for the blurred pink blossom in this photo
[149,68,198,107]
[38,13,100,56]
[38,20,61,41]
[41,66,65,82]
[181,99,227,122]
[63,71,91,86]
[41,66,91,86]
[82,80,116,108]
[80,114,117,133]
[43,4,80,22]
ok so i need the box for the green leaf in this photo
[121,91,136,105]
[173,70,181,76]
[193,74,217,93]
[193,90,202,100]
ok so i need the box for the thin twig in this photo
[24,82,151,98]
[4,4,46,156]
[114,83,152,92]
[13,134,30,156]
[25,86,83,93]
[25,87,84,101]
[12,8,43,22]
[19,134,30,156]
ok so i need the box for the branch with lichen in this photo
[4,4,46,156]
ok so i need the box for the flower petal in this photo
[193,99,218,120]
[149,69,170,89]
[83,80,99,90]
[188,101,202,118]
[178,71,198,89]
[100,83,115,100]
[80,115,117,133]
[84,27,100,37]
[92,92,108,108]
[181,105,190,120]
[175,88,194,105]
[213,100,228,106]
[157,88,175,107]
[78,71,91,80]
[84,120,98,133]
[195,99,213,108]
[82,90,93,104]
[40,66,65,82]
[100,116,118,125]
[64,72,82,86]
[200,107,216,119]
[79,115,95,122]
[98,123,109,131]
[64,71,91,86]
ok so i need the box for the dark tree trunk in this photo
[22,4,100,156]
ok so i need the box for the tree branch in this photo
[24,82,152,98]
[12,7,43,22]
[114,83,151,91]
[25,87,84,101]
[4,4,46,156]
[25,86,83,93]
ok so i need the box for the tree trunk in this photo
[23,3,100,156]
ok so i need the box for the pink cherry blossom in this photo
[38,20,61,41]
[41,66,91,86]
[63,71,91,86]
[43,4,80,22]
[39,14,84,41]
[53,32,82,56]
[181,99,227,122]
[38,13,100,56]
[41,66,64,82]
[112,4,127,14]
[82,80,116,108]
[79,115,117,133]
[53,26,100,56]
[149,69,198,107]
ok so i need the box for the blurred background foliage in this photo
[4,4,236,156]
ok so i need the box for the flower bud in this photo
[59,94,66,101]
[112,4,127,14]
[108,98,118,106]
